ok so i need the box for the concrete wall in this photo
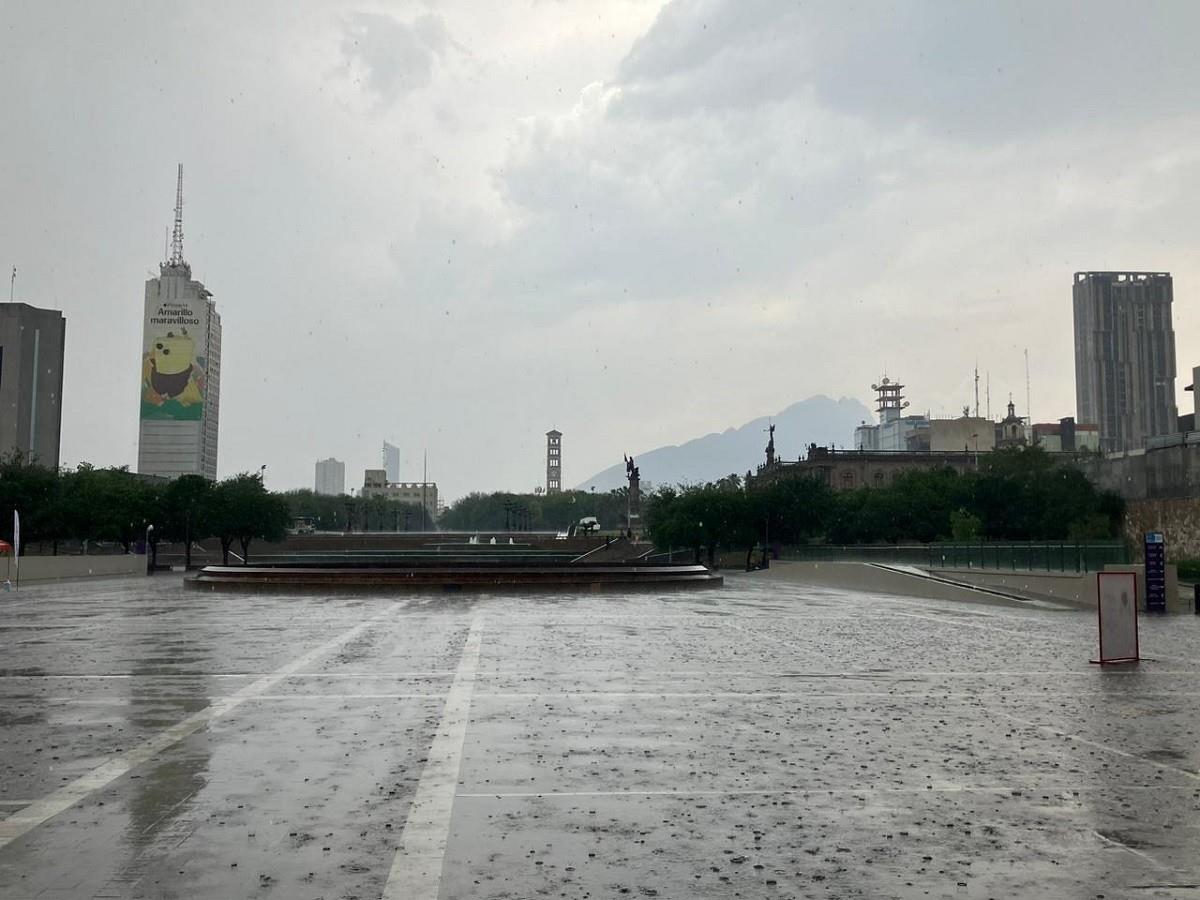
[7,554,145,585]
[934,567,1093,606]
[937,563,1184,612]
[1124,497,1200,561]
[1081,435,1200,500]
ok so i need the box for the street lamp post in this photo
[145,524,155,575]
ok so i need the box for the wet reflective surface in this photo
[3,567,1200,898]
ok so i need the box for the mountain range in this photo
[577,395,873,491]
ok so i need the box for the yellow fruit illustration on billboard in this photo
[141,328,206,421]
[150,330,194,396]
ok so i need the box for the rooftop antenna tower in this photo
[974,364,980,418]
[986,372,991,421]
[169,163,185,266]
[1024,348,1032,427]
[870,376,909,425]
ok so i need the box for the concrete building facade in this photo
[0,302,66,468]
[137,167,221,480]
[754,445,980,493]
[546,430,562,494]
[1032,418,1100,453]
[1073,271,1177,452]
[315,457,345,496]
[362,469,438,519]
[928,416,996,453]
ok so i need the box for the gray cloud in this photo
[3,1,1199,500]
[617,0,1200,137]
[340,12,453,102]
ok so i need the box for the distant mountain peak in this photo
[577,395,872,491]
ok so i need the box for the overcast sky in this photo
[3,1,1199,500]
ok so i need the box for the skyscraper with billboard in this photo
[137,165,221,480]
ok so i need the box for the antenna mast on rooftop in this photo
[169,164,185,266]
[974,364,980,418]
[1025,348,1032,425]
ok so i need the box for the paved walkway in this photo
[2,568,1200,898]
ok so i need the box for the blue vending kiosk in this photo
[1144,531,1167,613]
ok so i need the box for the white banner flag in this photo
[13,510,19,587]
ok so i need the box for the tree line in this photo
[282,489,430,534]
[645,447,1125,567]
[440,488,632,533]
[0,455,290,565]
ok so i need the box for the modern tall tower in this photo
[546,430,562,494]
[1073,271,1177,453]
[0,301,66,468]
[137,165,222,480]
[382,441,400,483]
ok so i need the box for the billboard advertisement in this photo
[140,296,208,422]
[1095,572,1139,664]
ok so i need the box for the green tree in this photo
[0,451,63,552]
[211,474,290,564]
[163,475,213,569]
[949,508,983,540]
[65,465,157,552]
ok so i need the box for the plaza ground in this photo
[2,564,1200,898]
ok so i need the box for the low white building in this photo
[362,469,438,519]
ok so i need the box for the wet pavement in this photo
[2,567,1200,898]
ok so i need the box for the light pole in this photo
[145,524,155,575]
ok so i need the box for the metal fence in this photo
[781,541,1130,573]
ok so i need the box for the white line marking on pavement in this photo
[6,668,1200,681]
[38,688,1200,705]
[1093,829,1171,870]
[454,783,1194,799]
[986,708,1200,782]
[889,610,1078,643]
[0,609,394,849]
[382,615,483,900]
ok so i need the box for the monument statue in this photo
[624,454,641,535]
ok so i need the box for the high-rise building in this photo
[1073,271,1177,452]
[546,430,562,493]
[383,441,400,483]
[138,165,222,480]
[315,457,345,495]
[0,301,66,468]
